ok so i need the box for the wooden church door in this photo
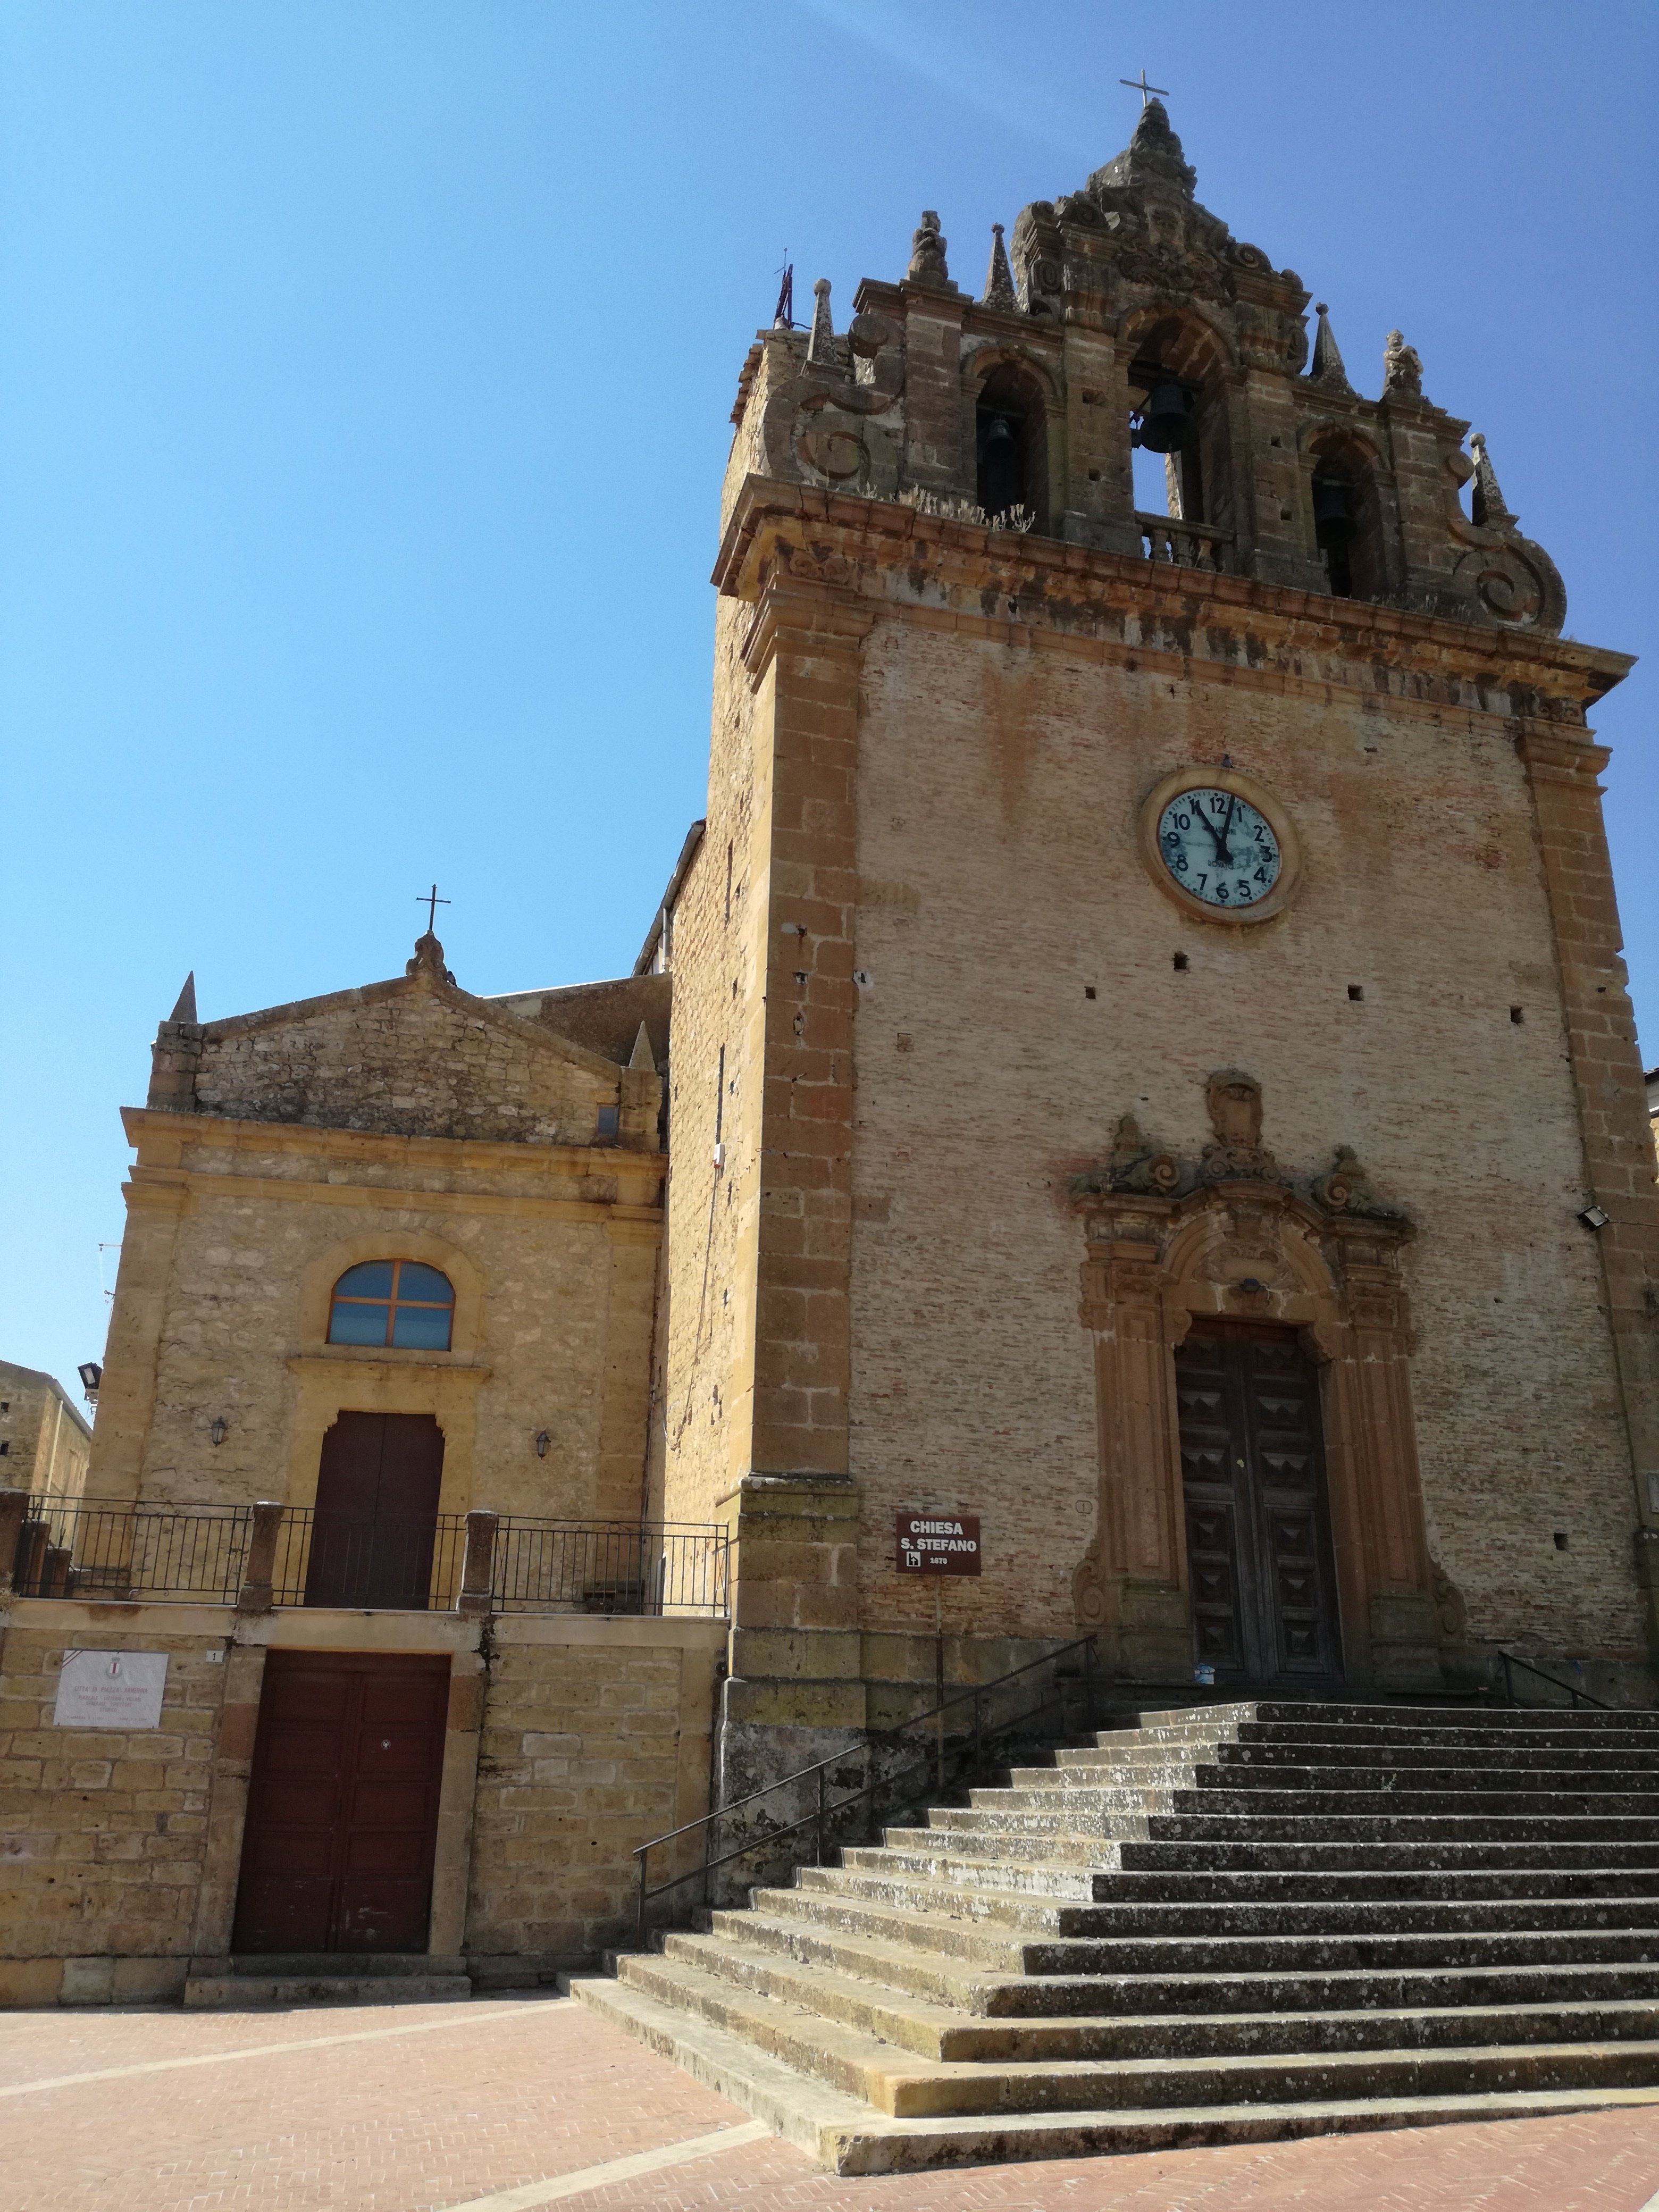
[304,1412,445,1610]
[231,1650,450,1955]
[1177,1319,1341,1681]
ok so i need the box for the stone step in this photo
[889,1821,1659,1874]
[663,1926,1659,2066]
[796,1864,1659,1941]
[1133,1702,1659,1732]
[971,1782,1659,1817]
[727,1900,1659,2020]
[1049,1744,1659,1778]
[576,1964,1659,2173]
[616,1944,1659,2119]
[845,1843,1659,1907]
[1088,1723,1659,1755]
[748,1884,1659,1980]
[932,1805,1659,1844]
[185,1971,472,2008]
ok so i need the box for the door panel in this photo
[232,1651,450,1955]
[1176,1319,1340,1682]
[305,1412,445,1609]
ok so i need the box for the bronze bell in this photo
[1135,380,1191,453]
[1312,476,1356,539]
[983,413,1015,450]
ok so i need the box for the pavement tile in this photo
[2,1993,1658,2211]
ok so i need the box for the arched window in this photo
[1307,437,1386,603]
[328,1260,455,1351]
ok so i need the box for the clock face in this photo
[1156,787,1283,911]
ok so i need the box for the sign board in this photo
[895,1511,981,1577]
[54,1650,169,1731]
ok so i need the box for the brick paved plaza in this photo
[5,1992,1659,2212]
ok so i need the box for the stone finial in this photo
[1309,304,1354,396]
[805,277,836,365]
[1382,328,1423,398]
[1090,97,1197,199]
[406,931,456,985]
[906,210,950,289]
[627,1020,655,1071]
[982,223,1018,311]
[168,971,198,1024]
[1468,432,1518,532]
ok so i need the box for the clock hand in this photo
[1213,794,1238,868]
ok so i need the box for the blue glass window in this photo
[328,1260,455,1350]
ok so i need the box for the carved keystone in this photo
[236,1502,286,1613]
[457,1510,500,1618]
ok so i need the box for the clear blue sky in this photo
[3,1,1655,1409]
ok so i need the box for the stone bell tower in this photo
[652,100,1658,1787]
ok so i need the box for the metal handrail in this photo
[1497,1646,1616,1712]
[633,1633,1101,1938]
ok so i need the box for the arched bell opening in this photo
[974,362,1049,531]
[1122,311,1234,535]
[1305,432,1387,602]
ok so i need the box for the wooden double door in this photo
[305,1411,445,1610]
[232,1650,450,1955]
[1177,1318,1342,1682]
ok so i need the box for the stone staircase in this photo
[571,1698,1659,2174]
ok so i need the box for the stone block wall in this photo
[466,1615,724,1984]
[0,1610,230,2005]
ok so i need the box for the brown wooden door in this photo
[1177,1319,1341,1681]
[232,1650,450,1955]
[305,1412,444,1608]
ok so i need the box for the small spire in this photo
[1309,304,1354,395]
[627,1021,655,1071]
[168,971,197,1024]
[805,277,835,365]
[1469,433,1518,531]
[982,223,1017,312]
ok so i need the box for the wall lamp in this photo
[209,1418,227,1447]
[534,1430,550,1459]
[1578,1204,1611,1232]
[77,1362,102,1407]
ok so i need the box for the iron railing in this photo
[1498,1646,1615,1711]
[4,1494,729,1620]
[493,1519,729,1616]
[9,1499,252,1603]
[634,1634,1103,1938]
[270,1507,468,1611]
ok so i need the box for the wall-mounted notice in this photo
[54,1650,169,1730]
[895,1511,981,1577]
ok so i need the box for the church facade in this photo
[2,102,1654,2002]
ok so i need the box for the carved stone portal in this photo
[1070,1078,1442,1692]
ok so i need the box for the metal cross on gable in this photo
[417,883,450,933]
[1119,69,1170,107]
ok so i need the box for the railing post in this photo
[636,1847,648,1943]
[815,1764,826,1865]
[1083,1635,1096,1732]
[457,1510,500,1619]
[236,1502,284,1613]
[0,1489,30,1599]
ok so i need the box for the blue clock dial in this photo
[1157,788,1281,910]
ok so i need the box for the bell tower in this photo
[652,102,1658,1790]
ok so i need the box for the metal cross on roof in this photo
[417,883,450,933]
[1119,69,1169,107]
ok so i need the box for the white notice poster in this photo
[54,1650,169,1730]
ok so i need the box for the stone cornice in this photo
[711,476,1633,720]
[122,1106,666,1190]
